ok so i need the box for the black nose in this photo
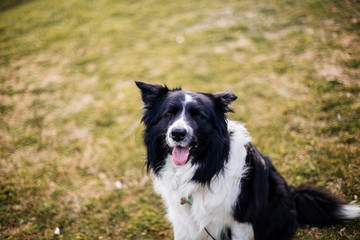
[171,128,187,142]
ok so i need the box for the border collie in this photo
[136,81,360,240]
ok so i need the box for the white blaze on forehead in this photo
[166,93,195,147]
[184,93,194,104]
[178,93,194,122]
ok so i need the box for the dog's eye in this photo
[164,113,174,118]
[195,113,204,119]
[190,109,204,119]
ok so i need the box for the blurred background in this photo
[0,0,359,239]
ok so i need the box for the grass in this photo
[0,0,359,239]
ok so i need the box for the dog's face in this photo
[163,90,219,165]
[136,81,237,181]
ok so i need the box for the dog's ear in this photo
[135,81,169,106]
[213,92,237,112]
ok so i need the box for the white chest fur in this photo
[153,121,254,240]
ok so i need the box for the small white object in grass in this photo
[54,227,60,235]
[354,195,358,200]
[115,180,122,189]
[308,161,315,170]
[176,35,185,44]
[19,219,24,225]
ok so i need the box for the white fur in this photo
[184,93,193,104]
[339,202,360,220]
[153,120,254,240]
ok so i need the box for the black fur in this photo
[233,143,298,240]
[233,143,353,240]
[220,227,232,240]
[292,185,347,226]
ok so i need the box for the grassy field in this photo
[1,0,360,239]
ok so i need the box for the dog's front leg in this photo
[231,222,254,240]
[166,204,203,240]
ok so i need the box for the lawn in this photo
[0,0,359,239]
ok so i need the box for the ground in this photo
[0,0,359,239]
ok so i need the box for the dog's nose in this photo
[171,128,187,142]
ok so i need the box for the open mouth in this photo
[171,146,194,166]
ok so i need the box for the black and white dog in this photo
[136,81,360,240]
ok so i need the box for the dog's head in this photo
[136,81,237,183]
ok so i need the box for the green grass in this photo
[1,0,360,239]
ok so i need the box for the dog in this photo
[136,81,360,240]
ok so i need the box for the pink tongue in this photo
[172,146,190,165]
